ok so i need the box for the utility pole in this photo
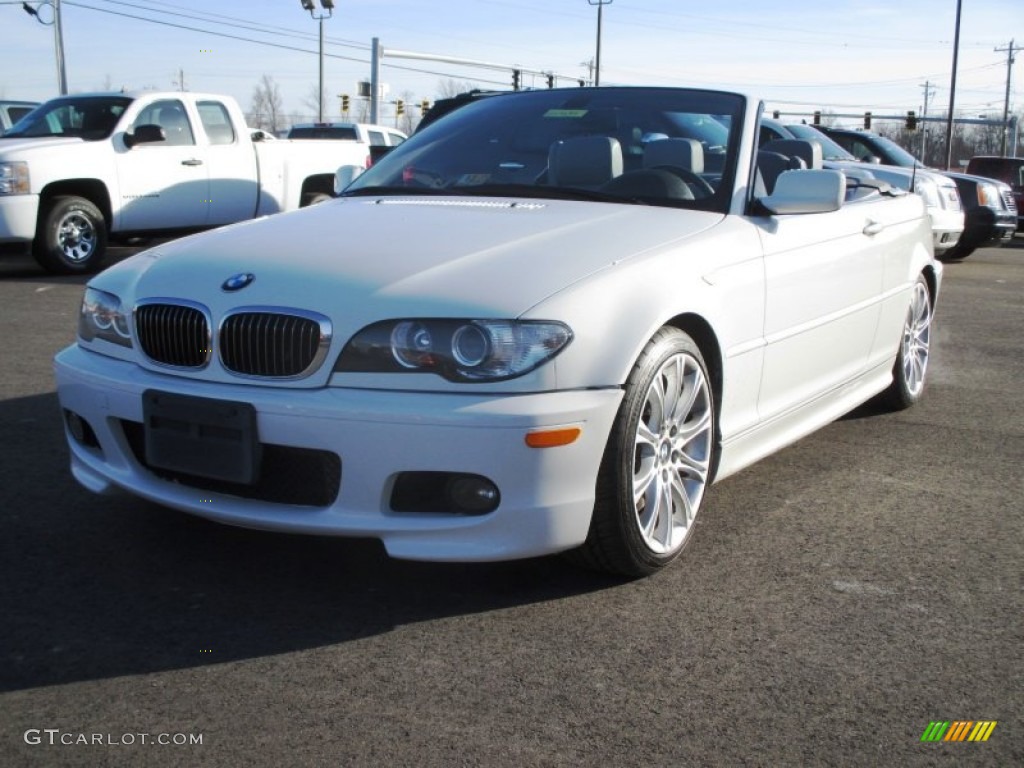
[995,39,1016,156]
[173,68,187,92]
[920,80,936,165]
[944,0,962,170]
[588,0,612,87]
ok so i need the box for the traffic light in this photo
[772,110,780,120]
[864,111,872,129]
[396,99,404,116]
[813,110,821,125]
[906,110,918,130]
[421,99,430,115]
[340,94,350,113]
[512,69,521,91]
[547,73,555,89]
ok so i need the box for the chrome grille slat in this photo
[136,302,209,368]
[219,310,328,378]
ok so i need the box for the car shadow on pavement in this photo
[0,391,625,693]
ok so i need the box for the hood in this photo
[0,136,85,155]
[105,196,722,324]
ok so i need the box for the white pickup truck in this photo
[0,91,369,273]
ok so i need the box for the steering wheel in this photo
[650,166,715,198]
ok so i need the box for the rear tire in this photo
[33,195,107,274]
[882,274,933,410]
[570,327,715,577]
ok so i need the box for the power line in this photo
[63,1,371,64]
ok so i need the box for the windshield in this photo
[784,123,857,161]
[2,96,132,140]
[868,135,921,167]
[344,87,745,213]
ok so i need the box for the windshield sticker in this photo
[543,109,588,119]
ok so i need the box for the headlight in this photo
[913,178,940,209]
[977,182,1001,208]
[79,287,132,348]
[0,161,30,195]
[941,185,962,212]
[335,319,572,382]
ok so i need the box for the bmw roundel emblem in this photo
[222,273,255,292]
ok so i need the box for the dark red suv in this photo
[966,156,1023,231]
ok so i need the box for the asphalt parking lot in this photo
[0,239,1021,767]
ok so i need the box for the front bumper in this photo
[962,209,1017,249]
[54,344,623,562]
[0,194,39,243]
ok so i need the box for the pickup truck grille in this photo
[219,310,331,378]
[1002,190,1017,214]
[136,303,210,368]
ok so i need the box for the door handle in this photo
[181,158,203,166]
[863,220,884,236]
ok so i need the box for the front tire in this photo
[883,274,933,410]
[33,196,107,274]
[572,327,715,577]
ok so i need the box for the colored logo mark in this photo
[221,272,255,292]
[920,721,997,742]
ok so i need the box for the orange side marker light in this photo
[525,427,581,448]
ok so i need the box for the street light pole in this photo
[300,0,334,122]
[588,0,612,87]
[22,0,68,94]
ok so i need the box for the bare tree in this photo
[301,83,326,122]
[248,74,284,134]
[436,78,482,100]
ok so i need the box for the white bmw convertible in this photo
[55,87,940,576]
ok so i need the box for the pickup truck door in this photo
[754,196,888,421]
[116,98,210,230]
[194,99,259,226]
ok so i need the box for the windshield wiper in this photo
[342,186,454,198]
[344,182,655,206]
[443,183,651,205]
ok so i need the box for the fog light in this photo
[390,471,500,515]
[446,476,500,514]
[64,409,100,448]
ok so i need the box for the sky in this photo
[1,0,1021,130]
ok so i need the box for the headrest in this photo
[548,136,623,187]
[644,138,704,174]
[762,139,822,170]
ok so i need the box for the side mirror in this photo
[334,165,364,195]
[124,124,165,148]
[759,169,844,215]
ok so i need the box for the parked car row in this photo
[761,121,1019,261]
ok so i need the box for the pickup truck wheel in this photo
[882,274,932,410]
[34,196,107,274]
[570,328,715,577]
